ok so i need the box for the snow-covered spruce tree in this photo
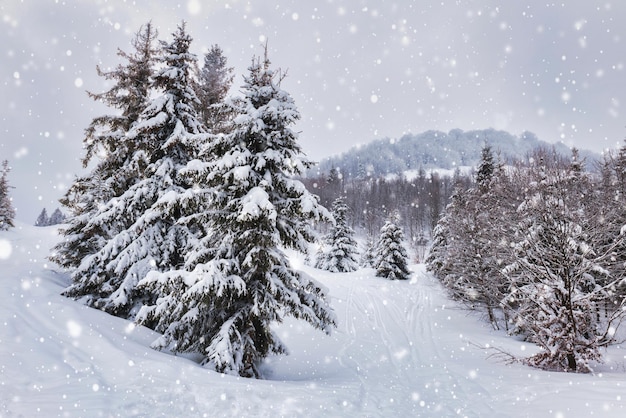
[0,160,16,231]
[502,155,626,373]
[374,213,411,280]
[427,186,475,293]
[425,202,452,278]
[61,23,210,319]
[48,208,66,225]
[445,144,501,304]
[51,22,159,270]
[35,208,49,227]
[137,49,336,378]
[195,44,235,131]
[475,142,495,190]
[360,233,376,268]
[425,172,471,280]
[315,197,359,272]
[427,145,516,329]
[464,145,516,328]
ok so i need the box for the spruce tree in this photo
[51,22,159,270]
[61,23,209,318]
[426,185,476,298]
[195,44,234,131]
[475,143,494,191]
[374,214,411,280]
[425,207,451,278]
[137,48,336,378]
[0,160,16,231]
[35,208,49,227]
[360,234,376,268]
[462,145,513,328]
[427,146,515,329]
[315,197,359,272]
[48,208,66,225]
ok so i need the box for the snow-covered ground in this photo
[2,223,626,417]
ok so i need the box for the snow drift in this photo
[2,223,626,417]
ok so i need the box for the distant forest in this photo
[303,166,464,261]
[313,128,598,179]
[305,129,601,261]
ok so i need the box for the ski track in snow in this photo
[2,223,626,417]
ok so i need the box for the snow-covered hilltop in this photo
[3,223,626,416]
[313,128,599,179]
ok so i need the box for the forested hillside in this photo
[303,165,465,261]
[305,129,601,264]
[314,128,599,179]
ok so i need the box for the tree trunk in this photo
[487,306,499,330]
[567,353,577,371]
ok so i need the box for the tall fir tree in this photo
[360,233,376,268]
[0,160,16,231]
[462,145,513,328]
[374,213,411,280]
[48,208,66,225]
[137,48,336,378]
[427,146,515,329]
[61,22,209,319]
[51,22,159,270]
[425,195,454,279]
[427,185,475,295]
[315,197,359,272]
[35,208,49,227]
[195,44,235,131]
[425,172,472,281]
[475,143,495,192]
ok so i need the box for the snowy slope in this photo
[2,223,626,417]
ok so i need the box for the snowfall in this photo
[2,223,626,417]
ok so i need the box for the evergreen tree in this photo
[427,146,515,329]
[137,48,336,378]
[49,208,66,225]
[425,202,452,278]
[195,44,234,131]
[51,22,159,270]
[475,143,495,192]
[0,160,16,231]
[374,214,411,280]
[425,172,471,281]
[61,22,209,318]
[315,197,359,272]
[464,146,515,328]
[35,208,49,227]
[428,186,480,297]
[360,234,376,267]
[427,172,443,232]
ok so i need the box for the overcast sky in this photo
[2,0,626,222]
